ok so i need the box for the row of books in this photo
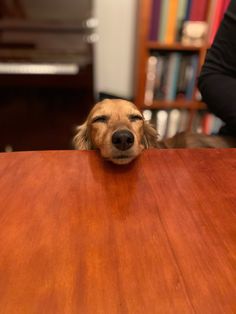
[149,0,230,44]
[144,52,199,105]
[143,109,224,140]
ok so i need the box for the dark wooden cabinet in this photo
[0,0,95,151]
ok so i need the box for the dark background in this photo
[0,0,94,152]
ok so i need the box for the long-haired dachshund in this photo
[73,99,160,164]
[74,99,236,164]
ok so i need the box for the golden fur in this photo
[73,99,159,164]
[74,99,236,164]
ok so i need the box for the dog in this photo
[73,99,160,164]
[74,99,236,164]
[158,131,236,149]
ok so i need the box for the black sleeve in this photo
[198,0,236,135]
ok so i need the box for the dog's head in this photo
[73,99,158,164]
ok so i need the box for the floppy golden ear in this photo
[73,122,92,150]
[143,121,159,148]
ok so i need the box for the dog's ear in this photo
[73,122,92,150]
[143,121,159,148]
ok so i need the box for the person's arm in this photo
[198,0,236,135]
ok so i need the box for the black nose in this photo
[112,130,134,151]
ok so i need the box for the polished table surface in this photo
[0,149,235,314]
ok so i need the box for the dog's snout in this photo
[112,130,134,151]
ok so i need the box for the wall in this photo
[94,0,137,99]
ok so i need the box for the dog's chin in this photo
[110,155,136,165]
[100,145,143,165]
[101,151,138,165]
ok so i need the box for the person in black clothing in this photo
[198,0,236,136]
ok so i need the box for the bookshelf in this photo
[134,0,228,137]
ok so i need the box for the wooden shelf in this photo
[141,100,207,110]
[147,42,204,51]
[134,0,211,111]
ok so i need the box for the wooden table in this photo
[0,149,235,313]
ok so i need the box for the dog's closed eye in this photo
[92,115,109,123]
[129,114,143,122]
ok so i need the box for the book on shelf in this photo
[165,0,179,44]
[165,53,181,101]
[145,52,199,104]
[176,56,189,100]
[153,55,165,99]
[149,0,229,44]
[149,0,162,41]
[144,54,168,105]
[202,113,214,134]
[156,110,168,139]
[144,56,158,105]
[189,0,208,21]
[201,113,224,134]
[154,54,169,100]
[210,115,224,134]
[158,0,169,42]
[208,0,224,43]
[185,0,192,21]
[185,54,199,100]
[143,108,224,140]
[222,0,230,13]
[175,0,188,41]
[166,109,181,137]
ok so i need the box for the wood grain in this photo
[134,0,152,108]
[0,149,235,313]
[145,100,206,110]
